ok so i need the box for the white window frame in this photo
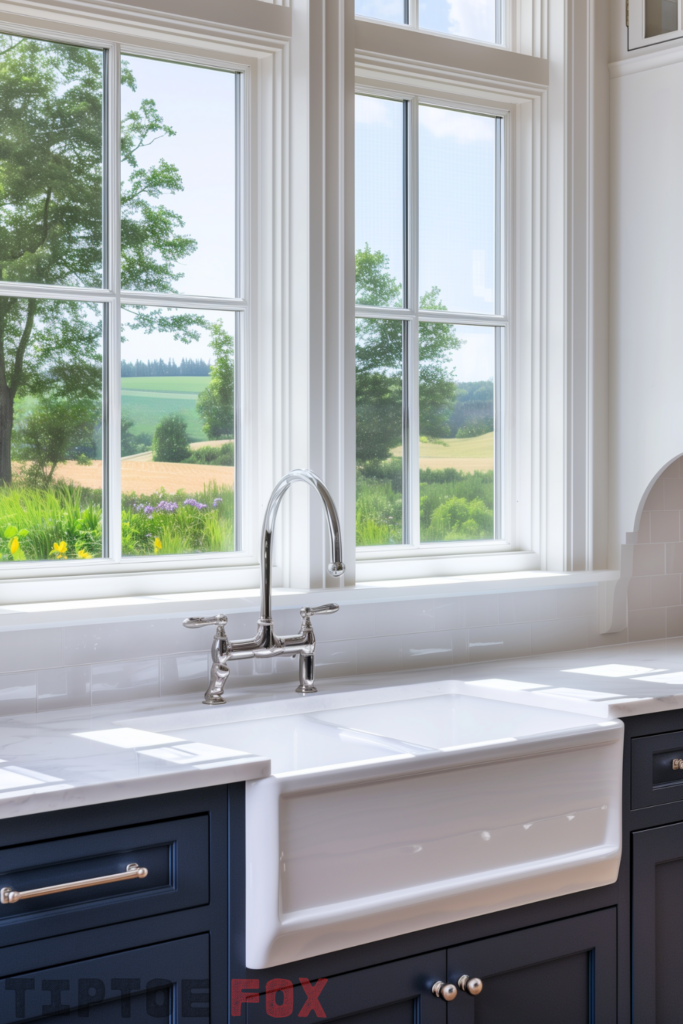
[352,26,549,582]
[0,0,290,603]
[354,85,507,559]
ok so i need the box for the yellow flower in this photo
[51,541,68,560]
[9,536,18,555]
[76,549,93,559]
[153,537,162,553]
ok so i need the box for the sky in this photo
[120,54,237,364]
[354,0,496,42]
[355,95,498,383]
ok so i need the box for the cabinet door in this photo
[0,933,211,1024]
[245,951,447,1023]
[632,820,683,1023]
[446,908,617,1023]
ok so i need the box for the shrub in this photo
[153,414,190,463]
[184,442,234,466]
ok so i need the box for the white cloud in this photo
[419,104,496,143]
[446,0,496,42]
[355,94,395,125]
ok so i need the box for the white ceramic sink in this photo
[151,679,624,968]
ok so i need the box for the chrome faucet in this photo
[183,469,345,704]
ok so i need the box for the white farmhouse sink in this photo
[227,680,623,968]
[143,678,623,968]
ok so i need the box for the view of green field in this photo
[121,376,211,442]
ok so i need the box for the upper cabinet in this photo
[629,0,683,48]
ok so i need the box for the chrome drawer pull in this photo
[0,862,148,904]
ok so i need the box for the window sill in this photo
[0,568,620,628]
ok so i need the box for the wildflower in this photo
[212,497,223,508]
[50,541,68,560]
[154,537,162,553]
[76,549,93,559]
[184,498,207,510]
[9,536,18,556]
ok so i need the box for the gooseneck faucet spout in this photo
[183,469,345,704]
[260,469,345,622]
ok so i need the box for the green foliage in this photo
[120,484,233,556]
[355,463,494,546]
[0,484,102,560]
[121,394,205,443]
[121,417,152,457]
[456,418,493,438]
[13,395,99,486]
[152,413,190,463]
[355,248,461,461]
[0,35,212,487]
[196,322,234,440]
[185,442,234,467]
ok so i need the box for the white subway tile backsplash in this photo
[626,607,667,643]
[650,510,680,542]
[159,652,209,696]
[463,595,499,628]
[0,627,63,674]
[314,639,357,679]
[356,636,403,674]
[91,658,159,705]
[401,630,453,671]
[667,605,683,638]
[374,597,435,637]
[650,573,681,607]
[36,666,91,712]
[528,617,590,657]
[499,589,558,624]
[467,622,531,662]
[312,603,377,642]
[556,586,598,619]
[0,670,36,715]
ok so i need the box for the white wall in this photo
[610,44,683,562]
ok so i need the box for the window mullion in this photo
[406,96,420,547]
[105,42,122,562]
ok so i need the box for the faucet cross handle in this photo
[183,614,228,631]
[300,603,339,618]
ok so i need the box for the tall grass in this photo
[356,459,494,545]
[0,483,102,560]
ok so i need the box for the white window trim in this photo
[351,23,547,583]
[0,0,605,607]
[0,0,291,603]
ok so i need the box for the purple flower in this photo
[212,497,223,508]
[184,498,207,510]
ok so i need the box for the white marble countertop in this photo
[1,635,683,820]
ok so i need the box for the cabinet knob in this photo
[458,975,483,996]
[432,981,457,1001]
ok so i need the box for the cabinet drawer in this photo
[631,729,683,808]
[0,932,210,1023]
[0,815,208,947]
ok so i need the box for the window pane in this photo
[419,324,494,543]
[355,0,406,23]
[0,300,103,561]
[0,34,103,287]
[356,317,404,546]
[121,306,236,557]
[645,0,678,35]
[419,106,498,315]
[356,96,405,308]
[121,57,237,298]
[418,0,498,43]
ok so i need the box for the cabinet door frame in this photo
[446,908,617,1022]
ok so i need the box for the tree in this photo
[153,413,190,463]
[13,396,99,487]
[196,321,234,440]
[121,417,152,457]
[0,36,206,485]
[355,246,461,462]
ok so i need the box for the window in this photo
[0,34,241,568]
[354,0,502,46]
[355,94,503,552]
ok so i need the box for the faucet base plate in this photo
[295,683,318,695]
